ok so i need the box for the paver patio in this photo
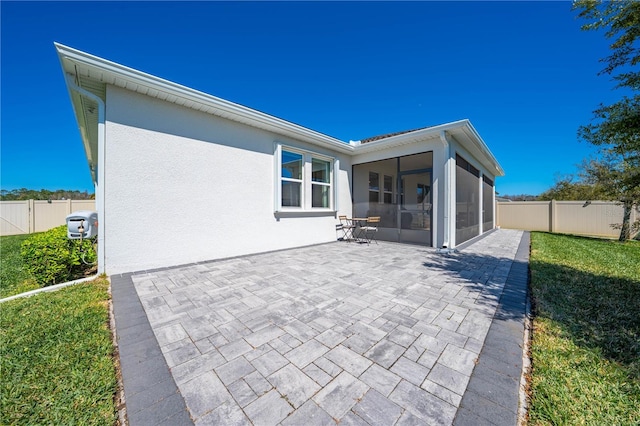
[112,229,528,425]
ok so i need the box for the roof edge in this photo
[459,120,505,176]
[353,119,504,177]
[55,43,504,176]
[54,43,354,154]
[352,120,468,152]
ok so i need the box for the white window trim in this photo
[275,143,335,213]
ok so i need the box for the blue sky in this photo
[0,1,621,195]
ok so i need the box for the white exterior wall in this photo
[431,140,450,249]
[104,86,352,274]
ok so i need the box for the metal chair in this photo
[338,215,356,242]
[360,216,380,245]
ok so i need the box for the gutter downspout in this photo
[65,74,106,275]
[439,131,453,249]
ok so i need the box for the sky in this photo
[0,1,624,196]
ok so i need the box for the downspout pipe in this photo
[65,74,106,275]
[439,130,452,249]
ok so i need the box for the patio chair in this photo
[338,215,356,242]
[360,216,380,245]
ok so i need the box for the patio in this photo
[111,229,528,425]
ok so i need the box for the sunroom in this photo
[350,122,503,248]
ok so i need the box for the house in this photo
[56,43,504,275]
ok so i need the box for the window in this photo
[417,183,429,205]
[383,175,393,204]
[312,158,331,208]
[278,146,334,211]
[281,150,303,207]
[369,172,379,203]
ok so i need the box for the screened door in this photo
[399,172,432,245]
[352,152,433,246]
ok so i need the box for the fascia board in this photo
[354,119,504,177]
[54,43,354,155]
[458,122,505,177]
[352,120,470,154]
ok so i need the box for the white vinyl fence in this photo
[0,200,96,236]
[496,200,639,238]
[3,199,636,239]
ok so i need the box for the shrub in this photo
[0,234,39,298]
[20,226,95,286]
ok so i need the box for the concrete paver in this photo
[313,371,369,419]
[112,229,529,425]
[353,389,403,425]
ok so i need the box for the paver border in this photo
[112,231,530,426]
[111,273,193,426]
[453,231,530,426]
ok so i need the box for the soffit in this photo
[70,89,99,178]
[447,125,504,177]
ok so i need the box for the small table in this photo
[351,218,368,242]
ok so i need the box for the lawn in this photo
[528,232,640,425]
[0,233,117,425]
[0,234,39,299]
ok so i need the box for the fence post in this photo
[28,199,35,234]
[550,200,557,233]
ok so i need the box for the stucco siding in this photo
[431,143,448,248]
[104,86,352,274]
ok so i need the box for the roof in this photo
[352,121,504,177]
[360,127,427,144]
[55,43,504,180]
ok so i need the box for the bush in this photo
[0,234,39,298]
[20,226,95,286]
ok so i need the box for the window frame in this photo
[276,144,335,213]
[311,158,332,208]
[281,150,304,208]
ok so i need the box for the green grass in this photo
[0,234,39,298]
[0,277,117,425]
[528,232,640,425]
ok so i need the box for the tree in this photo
[574,0,640,240]
[578,95,640,164]
[499,194,539,201]
[537,176,603,201]
[574,0,640,91]
[581,155,640,240]
[0,188,94,201]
